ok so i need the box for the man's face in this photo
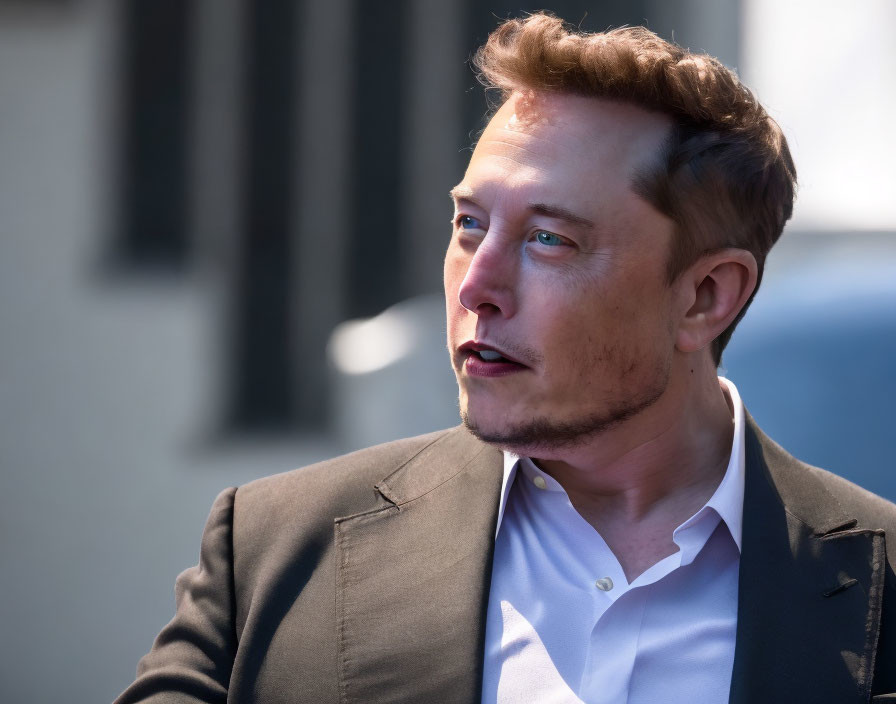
[444,92,680,454]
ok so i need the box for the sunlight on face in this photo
[444,92,678,454]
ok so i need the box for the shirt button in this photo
[595,577,614,592]
[532,475,547,490]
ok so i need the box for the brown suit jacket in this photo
[116,419,896,703]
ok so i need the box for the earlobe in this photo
[675,249,758,354]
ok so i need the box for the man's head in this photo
[444,13,796,453]
[473,13,797,363]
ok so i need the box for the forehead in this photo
[460,92,672,207]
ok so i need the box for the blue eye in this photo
[535,230,563,246]
[459,215,482,230]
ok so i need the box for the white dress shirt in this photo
[482,378,746,704]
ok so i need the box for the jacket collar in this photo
[729,416,886,703]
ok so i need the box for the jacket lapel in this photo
[334,428,503,704]
[729,419,886,704]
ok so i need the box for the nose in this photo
[456,236,517,318]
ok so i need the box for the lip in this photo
[457,340,529,377]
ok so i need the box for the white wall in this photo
[0,3,338,701]
[742,0,896,231]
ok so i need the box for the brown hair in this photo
[473,13,797,364]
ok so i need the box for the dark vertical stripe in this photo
[230,0,299,429]
[347,0,408,319]
[118,0,195,269]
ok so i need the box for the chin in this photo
[460,382,667,454]
[460,407,606,454]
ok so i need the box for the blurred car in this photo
[723,231,896,501]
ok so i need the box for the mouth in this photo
[457,341,529,377]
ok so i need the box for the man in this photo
[117,13,896,704]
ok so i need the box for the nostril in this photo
[458,278,511,316]
[476,302,502,315]
[458,285,502,315]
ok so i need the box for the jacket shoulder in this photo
[751,418,896,534]
[750,419,896,568]
[803,462,896,535]
[224,426,477,620]
[235,426,467,522]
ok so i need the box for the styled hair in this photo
[473,13,797,364]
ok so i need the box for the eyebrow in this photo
[529,203,595,229]
[449,187,595,230]
[449,185,475,201]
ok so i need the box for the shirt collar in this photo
[701,376,745,552]
[496,376,746,553]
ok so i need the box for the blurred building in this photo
[0,1,892,701]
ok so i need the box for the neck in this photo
[532,355,735,524]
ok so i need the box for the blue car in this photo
[723,232,896,501]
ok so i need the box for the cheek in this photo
[521,280,604,371]
[538,277,670,379]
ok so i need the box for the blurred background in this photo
[0,0,893,701]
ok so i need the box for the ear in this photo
[674,248,758,354]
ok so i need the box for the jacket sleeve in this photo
[115,488,238,703]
